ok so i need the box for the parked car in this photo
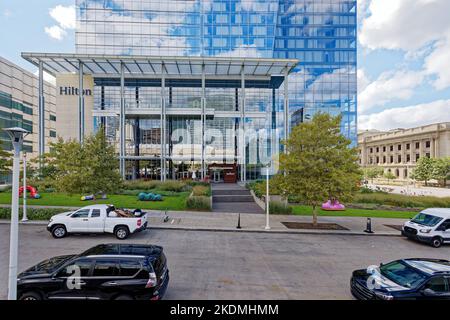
[402,208,450,248]
[47,204,148,240]
[17,243,169,300]
[351,258,450,300]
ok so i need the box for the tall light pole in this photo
[22,153,28,222]
[3,127,29,300]
[265,164,271,230]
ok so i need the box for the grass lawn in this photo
[0,192,190,211]
[292,205,418,219]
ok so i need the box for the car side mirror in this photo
[423,288,437,297]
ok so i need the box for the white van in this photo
[402,208,450,248]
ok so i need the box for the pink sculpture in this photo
[322,199,346,211]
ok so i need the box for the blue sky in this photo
[1,0,449,131]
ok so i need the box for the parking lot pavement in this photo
[0,224,449,300]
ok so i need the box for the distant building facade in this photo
[0,56,57,183]
[358,123,450,182]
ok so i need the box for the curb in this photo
[0,219,401,237]
[150,225,402,237]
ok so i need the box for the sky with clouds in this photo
[0,0,449,132]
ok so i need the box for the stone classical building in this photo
[358,123,450,182]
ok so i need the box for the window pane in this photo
[93,260,119,277]
[119,259,141,277]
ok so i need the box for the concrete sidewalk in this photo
[0,208,406,236]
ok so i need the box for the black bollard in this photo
[236,214,242,229]
[364,218,374,234]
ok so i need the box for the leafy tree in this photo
[82,129,122,195]
[363,167,384,184]
[0,140,12,174]
[413,157,435,186]
[38,129,122,194]
[383,171,397,183]
[278,113,362,226]
[432,157,450,187]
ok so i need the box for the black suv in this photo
[351,258,450,300]
[17,244,169,300]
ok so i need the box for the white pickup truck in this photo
[47,204,148,240]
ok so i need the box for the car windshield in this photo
[411,213,443,227]
[380,261,428,288]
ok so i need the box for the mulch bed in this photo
[282,222,349,230]
[384,224,403,231]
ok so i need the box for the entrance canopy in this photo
[21,53,298,79]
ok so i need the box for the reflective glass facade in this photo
[75,0,357,179]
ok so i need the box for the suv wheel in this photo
[19,291,42,301]
[52,225,67,239]
[115,226,129,240]
[431,237,443,248]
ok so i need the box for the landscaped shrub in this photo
[359,186,374,194]
[158,180,187,192]
[0,207,68,221]
[123,180,189,192]
[123,180,162,190]
[192,185,211,196]
[186,196,211,211]
[186,180,210,187]
[354,193,450,209]
[269,201,293,215]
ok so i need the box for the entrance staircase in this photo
[211,183,264,214]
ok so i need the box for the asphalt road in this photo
[0,224,449,300]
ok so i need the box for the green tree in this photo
[0,140,12,174]
[82,129,122,195]
[432,157,450,187]
[363,167,384,184]
[278,113,362,226]
[383,171,397,184]
[413,157,435,186]
[39,129,123,194]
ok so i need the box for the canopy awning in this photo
[21,52,298,78]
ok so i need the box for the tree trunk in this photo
[312,205,318,227]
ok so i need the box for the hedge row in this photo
[0,208,68,221]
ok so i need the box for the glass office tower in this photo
[75,0,357,180]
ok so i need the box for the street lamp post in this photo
[265,165,271,230]
[22,153,28,222]
[3,127,29,300]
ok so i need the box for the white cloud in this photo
[3,9,12,18]
[44,25,67,41]
[49,5,76,29]
[45,5,75,40]
[358,69,425,114]
[357,69,370,94]
[423,35,450,90]
[359,0,450,91]
[360,0,450,51]
[358,99,450,131]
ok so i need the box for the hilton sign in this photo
[59,86,93,96]
[56,74,94,141]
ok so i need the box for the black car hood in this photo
[18,254,76,279]
[353,268,409,292]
